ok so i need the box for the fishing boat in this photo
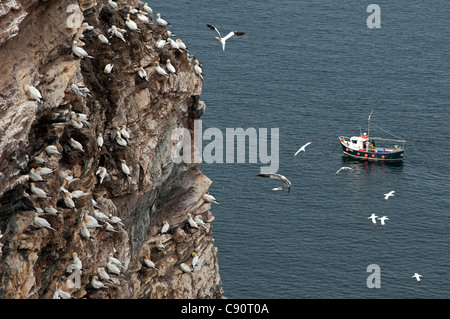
[338,111,407,162]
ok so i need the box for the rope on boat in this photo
[370,123,405,140]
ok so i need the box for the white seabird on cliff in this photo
[91,276,108,289]
[187,213,199,229]
[202,193,219,204]
[160,220,170,235]
[120,160,131,179]
[98,34,111,45]
[63,191,77,211]
[194,60,203,80]
[257,173,292,193]
[72,40,94,59]
[143,256,159,271]
[108,25,126,42]
[119,125,130,139]
[97,133,103,149]
[154,61,169,77]
[206,24,245,51]
[96,166,107,184]
[45,144,61,155]
[156,39,167,48]
[30,182,49,198]
[290,140,317,159]
[176,39,187,50]
[108,0,119,9]
[104,63,114,74]
[180,263,193,274]
[156,13,170,27]
[125,14,140,32]
[33,213,56,230]
[70,119,83,129]
[137,11,151,24]
[166,59,176,75]
[24,85,43,102]
[143,3,153,15]
[69,138,84,152]
[191,252,199,269]
[138,66,148,80]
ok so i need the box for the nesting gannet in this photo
[194,60,203,80]
[119,125,130,139]
[383,188,398,202]
[76,83,92,96]
[108,25,126,42]
[180,263,193,274]
[44,206,59,216]
[156,39,167,49]
[378,216,389,229]
[191,252,199,269]
[194,215,207,228]
[109,214,125,227]
[32,155,46,164]
[80,220,93,240]
[108,253,124,268]
[97,267,113,282]
[120,160,131,178]
[72,190,88,199]
[69,138,84,152]
[412,273,423,283]
[202,193,219,204]
[71,252,83,274]
[108,0,118,9]
[98,34,111,45]
[160,220,170,235]
[126,17,140,32]
[45,145,61,155]
[187,213,199,229]
[335,166,353,175]
[291,140,317,159]
[29,168,45,182]
[143,256,159,271]
[91,276,108,289]
[71,111,90,126]
[84,215,101,228]
[55,282,72,299]
[138,66,148,80]
[136,11,150,24]
[257,173,292,193]
[63,191,77,211]
[156,13,169,26]
[93,209,110,222]
[154,61,169,77]
[143,3,153,15]
[24,85,43,102]
[106,261,122,275]
[30,182,49,198]
[368,213,378,227]
[104,63,114,74]
[97,133,104,149]
[166,59,176,74]
[206,24,245,51]
[70,81,85,97]
[105,221,119,232]
[156,240,166,254]
[72,40,94,59]
[167,38,180,51]
[33,213,56,230]
[176,39,187,50]
[70,119,83,129]
[116,134,128,147]
[96,166,107,184]
[167,30,176,37]
[82,22,94,31]
[128,6,138,14]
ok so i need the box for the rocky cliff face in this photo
[0,0,223,299]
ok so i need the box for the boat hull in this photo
[339,142,404,161]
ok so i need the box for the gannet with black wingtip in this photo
[115,130,128,146]
[257,173,292,193]
[291,140,317,159]
[167,38,180,51]
[194,215,206,228]
[91,276,108,289]
[176,39,187,50]
[202,193,219,204]
[55,281,72,299]
[368,213,378,227]
[93,209,110,222]
[71,190,88,199]
[128,5,138,14]
[108,253,124,269]
[194,60,203,80]
[119,125,130,139]
[108,25,126,42]
[383,188,398,202]
[143,256,159,271]
[137,10,151,24]
[138,66,148,81]
[187,213,199,229]
[82,22,94,31]
[105,221,119,232]
[44,206,59,216]
[335,166,353,175]
[156,240,166,254]
[33,213,56,230]
[63,191,76,211]
[156,13,169,26]
[166,59,176,74]
[24,85,43,102]
[180,263,193,274]
[97,267,114,282]
[36,167,54,176]
[156,39,167,48]
[120,160,131,179]
[109,214,125,227]
[30,182,49,198]
[378,216,389,229]
[69,138,84,152]
[154,61,169,77]
[206,24,245,51]
[72,40,94,59]
[106,260,122,275]
[83,215,102,228]
[412,273,423,283]
[125,14,140,32]
[80,220,93,240]
[70,119,83,129]
[29,168,44,182]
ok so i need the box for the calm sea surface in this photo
[147,0,450,298]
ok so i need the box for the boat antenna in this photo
[367,110,374,138]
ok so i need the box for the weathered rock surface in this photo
[0,0,223,299]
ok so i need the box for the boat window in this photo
[351,140,357,144]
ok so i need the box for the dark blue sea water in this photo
[147,0,450,298]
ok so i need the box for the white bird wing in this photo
[222,31,245,42]
[206,24,221,38]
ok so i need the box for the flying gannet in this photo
[257,173,292,193]
[335,166,354,175]
[291,140,317,159]
[377,216,389,229]
[368,213,378,227]
[383,188,398,202]
[206,24,245,51]
[412,273,423,283]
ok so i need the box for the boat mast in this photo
[366,110,373,152]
